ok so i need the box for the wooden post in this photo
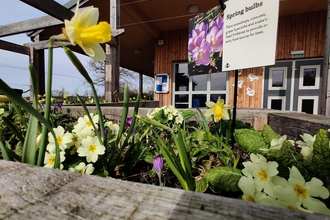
[139,72,143,95]
[321,0,330,116]
[105,0,120,102]
[29,47,45,100]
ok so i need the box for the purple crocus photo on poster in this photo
[188,6,224,76]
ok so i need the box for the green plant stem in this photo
[90,83,105,145]
[157,173,162,186]
[37,36,60,168]
[139,126,152,142]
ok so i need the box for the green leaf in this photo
[144,151,154,164]
[267,141,308,180]
[0,140,11,161]
[196,107,210,132]
[235,128,269,154]
[62,45,93,84]
[204,166,242,192]
[262,124,281,145]
[22,65,40,164]
[179,109,196,120]
[310,129,330,188]
[1,117,25,144]
[195,177,208,193]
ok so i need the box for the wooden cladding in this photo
[276,10,326,59]
[153,11,327,108]
[228,68,263,108]
[154,29,188,107]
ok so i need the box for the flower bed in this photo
[0,1,329,217]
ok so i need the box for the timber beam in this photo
[19,0,74,21]
[0,40,30,55]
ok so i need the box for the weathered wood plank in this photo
[0,16,62,38]
[268,112,330,139]
[0,160,328,219]
[19,0,74,21]
[0,40,30,55]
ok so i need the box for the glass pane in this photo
[301,99,314,114]
[175,63,189,91]
[211,72,227,90]
[192,94,206,108]
[271,99,282,110]
[272,70,284,87]
[191,74,207,91]
[210,94,226,103]
[175,94,188,108]
[303,68,316,86]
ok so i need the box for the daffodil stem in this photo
[37,36,60,168]
[90,84,105,145]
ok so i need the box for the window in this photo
[297,96,318,115]
[299,65,320,89]
[268,67,287,90]
[173,62,228,108]
[267,96,286,110]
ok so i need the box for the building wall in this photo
[153,11,327,108]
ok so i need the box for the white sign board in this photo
[222,0,279,71]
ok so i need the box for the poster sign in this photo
[188,6,224,76]
[222,0,279,71]
[155,74,169,93]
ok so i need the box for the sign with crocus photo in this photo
[188,6,224,76]
[222,0,279,71]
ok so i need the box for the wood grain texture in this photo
[268,112,330,139]
[0,160,329,220]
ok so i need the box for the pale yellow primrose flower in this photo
[73,113,99,138]
[105,121,119,134]
[59,1,111,61]
[69,162,94,175]
[44,151,66,169]
[205,97,233,122]
[296,133,315,159]
[272,180,312,212]
[242,154,278,197]
[78,136,105,163]
[270,135,288,150]
[238,175,269,203]
[175,114,184,125]
[47,125,73,152]
[0,108,4,115]
[287,166,330,215]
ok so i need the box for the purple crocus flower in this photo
[125,117,133,127]
[153,156,164,176]
[56,103,62,110]
[192,41,211,66]
[188,34,205,55]
[206,25,223,53]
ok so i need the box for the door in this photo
[264,58,323,114]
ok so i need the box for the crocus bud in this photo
[153,156,164,175]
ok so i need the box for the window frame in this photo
[172,62,229,108]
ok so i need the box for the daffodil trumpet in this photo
[57,0,111,61]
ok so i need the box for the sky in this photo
[0,0,103,97]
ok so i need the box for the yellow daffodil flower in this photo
[205,97,233,122]
[63,93,68,99]
[0,95,10,102]
[59,1,112,61]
